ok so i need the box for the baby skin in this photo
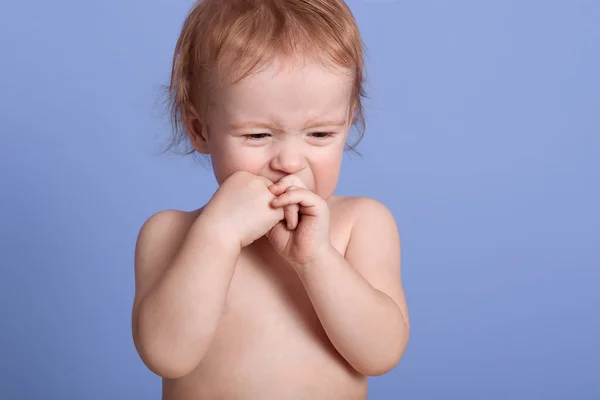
[132,60,409,399]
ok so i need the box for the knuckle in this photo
[291,176,306,188]
[260,176,274,185]
[277,176,291,186]
[249,178,268,192]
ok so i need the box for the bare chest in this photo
[207,206,353,367]
[164,197,368,399]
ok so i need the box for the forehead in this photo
[212,59,354,123]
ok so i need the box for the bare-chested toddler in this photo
[132,0,410,398]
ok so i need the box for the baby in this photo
[132,0,409,398]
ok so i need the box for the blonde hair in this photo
[166,0,368,157]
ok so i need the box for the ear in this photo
[182,105,210,154]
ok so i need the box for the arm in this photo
[293,198,409,376]
[132,210,240,379]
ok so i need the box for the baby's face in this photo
[201,58,354,200]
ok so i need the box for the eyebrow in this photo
[228,119,347,131]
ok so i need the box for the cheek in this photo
[212,146,267,183]
[311,152,343,198]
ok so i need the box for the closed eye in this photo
[243,132,335,141]
[311,132,335,139]
[244,133,271,140]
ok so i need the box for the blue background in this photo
[1,0,598,398]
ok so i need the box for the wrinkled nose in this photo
[270,141,307,175]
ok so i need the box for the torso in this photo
[162,195,368,400]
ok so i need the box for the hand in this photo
[202,171,284,248]
[266,175,331,266]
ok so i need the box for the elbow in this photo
[144,358,197,380]
[355,354,401,377]
[359,357,402,377]
[356,325,410,377]
[132,315,201,379]
[134,335,200,379]
[356,349,406,377]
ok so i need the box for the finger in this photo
[272,174,308,193]
[268,183,283,195]
[270,185,295,202]
[266,220,292,247]
[283,185,301,230]
[287,175,307,189]
[271,188,322,216]
[284,204,299,230]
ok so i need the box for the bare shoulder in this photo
[132,208,202,307]
[135,208,201,261]
[331,196,398,233]
[137,207,203,238]
[339,195,400,263]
